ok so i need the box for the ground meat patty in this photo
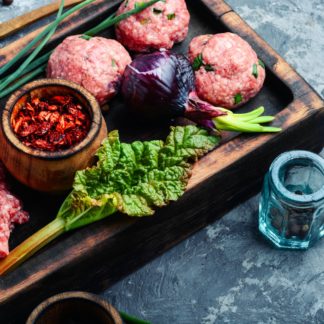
[188,33,265,109]
[0,163,29,258]
[115,0,190,52]
[47,36,132,105]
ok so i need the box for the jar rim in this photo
[270,150,324,205]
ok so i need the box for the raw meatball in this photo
[47,36,132,105]
[188,33,265,109]
[115,0,190,52]
[0,162,29,258]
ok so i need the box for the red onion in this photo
[121,51,225,124]
[121,51,281,133]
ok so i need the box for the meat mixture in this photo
[115,0,190,52]
[47,36,132,105]
[0,163,29,258]
[188,33,266,109]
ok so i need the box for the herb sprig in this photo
[0,0,163,99]
[192,53,214,72]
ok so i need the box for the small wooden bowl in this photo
[26,291,122,324]
[0,79,107,192]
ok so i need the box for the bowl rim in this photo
[2,78,102,160]
[26,291,122,324]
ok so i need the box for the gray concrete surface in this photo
[1,1,323,323]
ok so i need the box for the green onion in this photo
[192,53,203,71]
[135,2,147,9]
[252,63,258,78]
[213,106,281,133]
[153,8,163,14]
[0,0,162,98]
[119,311,151,324]
[258,59,265,69]
[167,13,176,20]
[0,0,65,92]
[234,93,243,105]
[0,0,96,77]
[84,0,160,37]
[16,51,52,76]
[0,65,46,99]
[204,64,214,72]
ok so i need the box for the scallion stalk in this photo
[0,0,97,77]
[0,65,46,99]
[0,0,162,98]
[0,0,65,92]
[119,311,151,324]
[213,107,281,133]
[83,0,161,37]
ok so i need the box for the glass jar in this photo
[259,150,324,249]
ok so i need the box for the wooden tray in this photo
[0,0,323,321]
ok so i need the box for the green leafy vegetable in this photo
[0,0,163,99]
[120,311,151,324]
[213,106,281,133]
[167,13,176,20]
[135,2,146,9]
[258,59,265,69]
[0,126,218,275]
[234,93,243,105]
[192,54,214,72]
[192,53,203,71]
[204,64,214,72]
[153,8,163,14]
[252,63,258,78]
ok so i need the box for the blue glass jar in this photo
[259,150,324,249]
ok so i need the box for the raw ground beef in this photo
[188,33,266,109]
[115,0,190,52]
[0,163,29,258]
[47,36,132,105]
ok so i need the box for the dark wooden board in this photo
[0,0,323,322]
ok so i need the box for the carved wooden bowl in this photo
[26,291,122,324]
[0,79,107,192]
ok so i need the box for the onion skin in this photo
[121,51,225,122]
[121,51,281,134]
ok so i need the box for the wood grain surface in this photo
[0,0,83,40]
[0,0,323,322]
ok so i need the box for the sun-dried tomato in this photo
[12,95,91,152]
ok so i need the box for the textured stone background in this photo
[1,1,323,323]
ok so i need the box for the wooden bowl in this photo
[26,291,122,324]
[0,79,107,192]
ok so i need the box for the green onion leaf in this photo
[0,0,97,77]
[204,64,214,72]
[258,59,265,69]
[192,53,203,71]
[252,63,258,78]
[153,8,163,14]
[119,311,151,324]
[234,93,243,105]
[167,13,176,20]
[111,59,117,67]
[135,2,146,9]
